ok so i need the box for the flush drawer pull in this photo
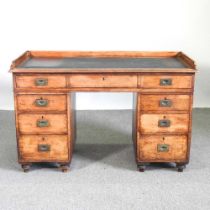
[158,119,171,127]
[160,79,172,86]
[159,99,172,107]
[35,78,48,86]
[37,119,49,127]
[35,99,48,107]
[157,144,169,152]
[38,144,51,152]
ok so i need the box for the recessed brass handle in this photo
[35,78,48,86]
[157,144,169,152]
[38,144,50,152]
[158,119,171,127]
[37,119,49,127]
[35,99,48,107]
[160,79,172,86]
[159,99,172,107]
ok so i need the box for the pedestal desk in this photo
[10,51,196,172]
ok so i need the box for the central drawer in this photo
[19,135,69,162]
[17,94,67,111]
[69,74,137,88]
[18,114,68,134]
[140,114,189,133]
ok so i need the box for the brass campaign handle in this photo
[157,144,169,152]
[35,78,48,86]
[160,78,172,86]
[37,119,49,127]
[158,119,171,127]
[159,99,172,107]
[38,144,51,152]
[35,99,48,107]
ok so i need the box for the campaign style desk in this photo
[10,51,196,172]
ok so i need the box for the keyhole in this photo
[162,137,165,143]
[102,77,105,81]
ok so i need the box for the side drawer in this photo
[140,94,190,111]
[140,114,189,133]
[19,135,69,162]
[69,74,137,88]
[17,94,67,111]
[140,75,192,89]
[18,114,68,134]
[15,75,67,88]
[137,135,187,161]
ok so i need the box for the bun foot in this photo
[176,163,186,172]
[139,168,145,172]
[62,167,68,173]
[138,164,146,172]
[177,168,183,172]
[21,164,31,173]
[59,164,69,173]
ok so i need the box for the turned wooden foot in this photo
[21,164,31,173]
[176,163,186,172]
[59,164,69,173]
[138,164,146,172]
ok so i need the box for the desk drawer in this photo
[69,74,137,88]
[140,114,189,134]
[19,135,69,162]
[15,75,66,88]
[140,95,190,111]
[18,114,68,134]
[140,75,192,89]
[17,94,67,111]
[138,135,187,161]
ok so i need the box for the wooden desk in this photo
[10,51,196,172]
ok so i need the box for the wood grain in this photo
[18,114,68,134]
[30,51,180,58]
[10,51,196,171]
[19,135,69,162]
[69,74,137,88]
[140,114,189,133]
[15,75,67,88]
[17,94,67,111]
[138,135,187,161]
[140,75,192,89]
[140,94,190,111]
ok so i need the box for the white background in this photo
[0,0,209,110]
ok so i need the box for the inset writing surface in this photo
[18,57,186,69]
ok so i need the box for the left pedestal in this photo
[13,74,75,172]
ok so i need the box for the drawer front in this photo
[17,94,67,111]
[140,95,190,111]
[16,75,66,88]
[138,135,187,161]
[19,135,69,162]
[140,75,192,89]
[18,114,68,134]
[69,74,137,88]
[140,114,189,133]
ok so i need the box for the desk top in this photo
[10,51,196,73]
[19,57,186,69]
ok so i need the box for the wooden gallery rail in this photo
[9,51,196,172]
